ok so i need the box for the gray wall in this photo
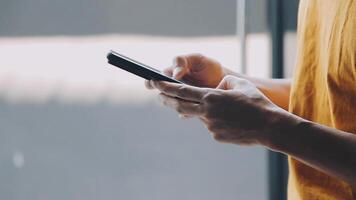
[0,100,267,200]
[0,0,299,37]
[0,0,236,36]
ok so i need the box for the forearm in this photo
[223,68,291,110]
[268,112,356,186]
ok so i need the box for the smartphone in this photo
[107,50,182,84]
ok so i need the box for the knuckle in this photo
[174,55,187,67]
[164,82,171,90]
[221,75,250,87]
[223,75,235,81]
[158,82,166,90]
[188,53,205,67]
[202,91,219,103]
[213,133,225,142]
[177,86,188,97]
[190,53,204,59]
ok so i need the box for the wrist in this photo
[261,108,305,152]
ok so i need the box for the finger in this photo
[172,56,189,79]
[173,67,189,80]
[152,80,208,103]
[179,114,194,119]
[163,67,173,77]
[145,80,154,89]
[199,116,209,124]
[184,53,205,71]
[171,54,206,79]
[159,93,203,116]
[216,75,245,90]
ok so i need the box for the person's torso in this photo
[288,0,356,199]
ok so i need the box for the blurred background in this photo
[0,0,299,199]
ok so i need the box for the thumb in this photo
[216,75,243,90]
[172,56,189,79]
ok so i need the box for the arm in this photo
[225,69,356,185]
[224,69,356,184]
[148,76,356,186]
[268,113,356,186]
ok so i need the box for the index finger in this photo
[144,80,154,89]
[163,67,173,77]
[151,80,207,103]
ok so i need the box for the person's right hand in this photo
[146,54,225,88]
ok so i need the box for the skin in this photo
[145,54,356,186]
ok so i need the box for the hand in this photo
[145,54,225,88]
[148,75,287,146]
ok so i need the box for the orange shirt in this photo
[288,0,356,199]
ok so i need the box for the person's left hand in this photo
[147,75,286,146]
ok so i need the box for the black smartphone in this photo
[107,50,182,84]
